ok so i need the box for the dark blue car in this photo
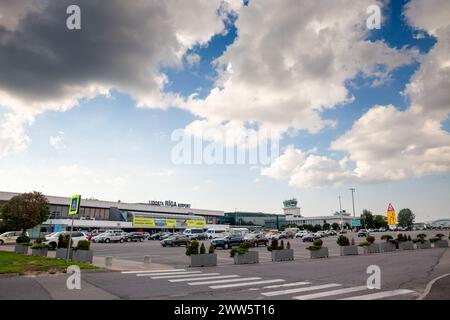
[211,235,244,249]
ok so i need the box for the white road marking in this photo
[210,279,285,289]
[262,283,342,296]
[152,273,221,280]
[188,277,261,286]
[121,269,185,274]
[340,289,415,300]
[293,286,368,300]
[170,275,240,282]
[417,273,450,300]
[136,271,202,277]
[262,281,311,289]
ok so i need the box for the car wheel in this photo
[105,238,110,243]
[119,238,124,243]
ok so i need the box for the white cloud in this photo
[49,131,66,150]
[0,111,33,158]
[263,0,450,187]
[185,53,201,67]
[181,0,415,144]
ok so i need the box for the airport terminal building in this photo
[0,191,225,233]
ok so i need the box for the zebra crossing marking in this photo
[261,283,342,297]
[188,277,261,286]
[292,285,368,300]
[136,271,202,277]
[339,289,415,300]
[169,275,240,282]
[121,269,185,274]
[210,279,285,289]
[152,273,221,279]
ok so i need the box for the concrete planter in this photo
[398,241,414,250]
[56,248,73,259]
[271,249,294,262]
[362,243,380,254]
[190,253,217,267]
[73,250,93,263]
[14,244,29,255]
[310,247,329,259]
[234,251,259,264]
[434,240,449,248]
[339,245,358,256]
[415,241,431,249]
[380,242,396,252]
[31,247,48,257]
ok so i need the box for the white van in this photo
[229,227,249,236]
[183,228,205,237]
[205,228,227,239]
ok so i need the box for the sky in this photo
[0,0,449,222]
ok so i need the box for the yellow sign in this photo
[186,220,206,228]
[166,219,177,228]
[387,203,397,225]
[68,195,81,215]
[133,217,155,227]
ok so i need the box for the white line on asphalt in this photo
[152,273,221,280]
[293,286,368,300]
[170,275,239,282]
[262,281,311,289]
[417,273,450,300]
[136,271,202,277]
[340,289,415,300]
[210,279,285,289]
[121,269,185,274]
[188,277,261,286]
[261,283,342,296]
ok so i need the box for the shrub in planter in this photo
[337,235,358,256]
[186,241,217,267]
[359,239,380,254]
[231,242,258,264]
[431,234,449,248]
[14,235,31,254]
[269,239,294,262]
[380,235,396,252]
[396,233,414,250]
[31,243,49,257]
[413,236,431,249]
[56,233,74,259]
[307,239,328,259]
[72,240,93,263]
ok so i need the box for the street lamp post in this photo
[349,188,356,218]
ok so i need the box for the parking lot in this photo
[91,230,449,268]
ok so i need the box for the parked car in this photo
[183,228,205,237]
[211,235,244,249]
[295,230,308,238]
[357,229,369,237]
[326,230,337,236]
[244,233,269,246]
[160,232,173,240]
[189,232,209,240]
[161,235,190,247]
[302,233,320,242]
[279,231,295,239]
[0,231,29,245]
[92,231,127,243]
[125,232,147,242]
[266,232,280,240]
[44,231,88,250]
[205,228,228,239]
[149,232,169,240]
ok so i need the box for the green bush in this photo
[388,239,399,248]
[230,242,253,257]
[208,244,215,254]
[413,237,426,244]
[313,239,323,247]
[417,233,427,239]
[185,240,199,256]
[381,235,393,241]
[396,233,406,242]
[336,235,350,246]
[407,235,412,241]
[16,235,30,244]
[358,241,371,247]
[34,237,46,244]
[76,240,90,251]
[306,245,321,251]
[31,243,48,249]
[435,234,445,239]
[429,237,440,243]
[200,243,206,254]
[57,233,72,249]
[366,236,375,244]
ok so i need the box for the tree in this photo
[322,223,330,230]
[373,215,388,229]
[360,209,375,229]
[397,208,415,228]
[0,192,50,234]
[331,222,340,230]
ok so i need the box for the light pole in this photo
[349,188,356,218]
